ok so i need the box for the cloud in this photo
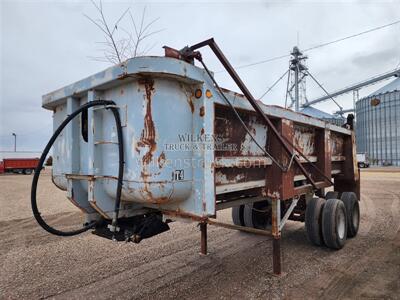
[1,1,399,151]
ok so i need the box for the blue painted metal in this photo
[43,56,352,220]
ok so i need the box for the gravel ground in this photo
[0,169,399,299]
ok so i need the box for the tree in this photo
[85,0,163,65]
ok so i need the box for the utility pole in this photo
[12,133,16,152]
[288,47,308,112]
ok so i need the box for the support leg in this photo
[271,198,282,275]
[272,237,281,275]
[200,222,207,255]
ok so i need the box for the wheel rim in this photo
[337,209,346,239]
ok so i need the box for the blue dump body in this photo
[42,48,359,274]
[43,56,354,219]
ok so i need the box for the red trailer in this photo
[0,158,40,175]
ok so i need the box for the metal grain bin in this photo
[356,78,400,166]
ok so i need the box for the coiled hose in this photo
[31,100,124,236]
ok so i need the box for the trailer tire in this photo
[325,191,339,200]
[243,200,271,229]
[340,192,359,238]
[231,205,245,226]
[24,169,33,175]
[305,197,325,246]
[322,199,347,249]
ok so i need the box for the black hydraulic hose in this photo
[109,107,124,234]
[31,100,124,236]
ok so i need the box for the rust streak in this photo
[199,106,205,117]
[188,97,194,113]
[158,152,166,169]
[137,79,157,165]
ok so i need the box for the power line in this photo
[230,54,291,71]
[303,19,400,52]
[217,19,400,72]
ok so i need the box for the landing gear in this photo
[230,198,279,275]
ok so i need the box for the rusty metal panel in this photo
[293,124,316,156]
[334,133,360,199]
[213,104,269,196]
[331,132,344,157]
[214,105,268,157]
[265,119,295,200]
[315,129,332,183]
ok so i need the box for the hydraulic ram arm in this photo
[188,38,317,189]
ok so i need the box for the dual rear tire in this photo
[232,191,359,250]
[305,192,359,250]
[232,205,245,226]
[231,200,272,229]
[321,198,347,249]
[305,197,325,246]
[341,192,360,238]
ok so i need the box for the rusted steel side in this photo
[334,133,360,199]
[266,119,295,200]
[331,132,344,157]
[214,103,269,196]
[294,181,326,195]
[214,104,267,157]
[213,109,343,201]
[293,124,316,156]
[315,129,332,183]
[189,38,318,189]
[215,167,266,186]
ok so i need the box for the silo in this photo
[356,77,400,166]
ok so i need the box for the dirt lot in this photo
[1,169,399,299]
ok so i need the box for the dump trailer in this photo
[1,158,40,174]
[32,39,360,275]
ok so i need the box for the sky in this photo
[1,0,399,151]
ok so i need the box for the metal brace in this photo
[286,152,298,172]
[279,197,299,231]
